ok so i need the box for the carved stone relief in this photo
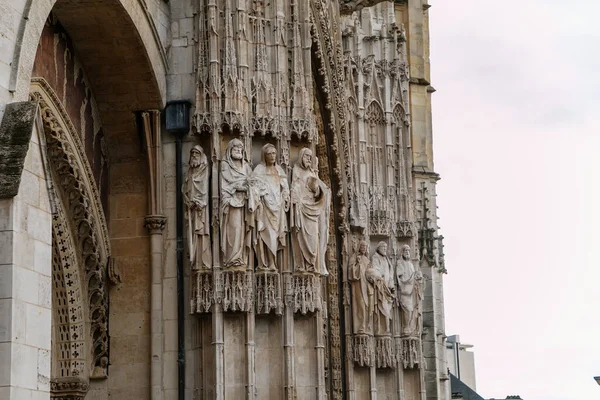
[31,79,111,382]
[189,0,429,397]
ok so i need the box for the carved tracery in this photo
[30,79,111,392]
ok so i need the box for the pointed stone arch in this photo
[30,78,111,398]
[11,0,166,109]
[309,1,354,398]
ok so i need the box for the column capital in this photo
[144,215,167,233]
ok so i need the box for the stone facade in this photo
[0,0,448,399]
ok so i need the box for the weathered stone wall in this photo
[94,157,152,399]
[32,14,109,212]
[166,0,196,103]
[0,106,52,399]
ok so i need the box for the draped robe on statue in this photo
[183,146,211,270]
[349,245,374,334]
[290,148,330,276]
[397,256,424,337]
[220,140,257,268]
[252,158,289,271]
[368,251,395,335]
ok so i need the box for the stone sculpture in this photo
[90,356,108,379]
[290,148,330,276]
[252,144,290,271]
[396,244,423,337]
[349,240,374,334]
[367,242,395,336]
[183,145,212,270]
[220,138,256,269]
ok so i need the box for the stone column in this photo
[315,310,326,400]
[145,216,167,400]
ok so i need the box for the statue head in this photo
[189,145,207,168]
[358,240,368,256]
[376,241,387,256]
[401,244,411,260]
[298,148,313,170]
[226,138,245,162]
[261,143,277,166]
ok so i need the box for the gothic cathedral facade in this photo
[0,0,449,399]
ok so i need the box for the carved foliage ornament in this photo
[309,1,352,396]
[30,78,111,376]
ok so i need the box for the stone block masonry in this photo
[0,114,53,400]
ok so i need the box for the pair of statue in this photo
[349,242,423,337]
[184,139,330,275]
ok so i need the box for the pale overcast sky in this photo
[430,1,600,399]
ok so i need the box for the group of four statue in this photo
[349,241,423,338]
[184,139,330,275]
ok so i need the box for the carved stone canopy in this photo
[339,0,405,14]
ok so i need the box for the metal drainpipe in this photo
[175,132,185,400]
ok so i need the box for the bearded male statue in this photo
[367,241,395,336]
[252,143,290,271]
[220,138,257,269]
[183,145,211,270]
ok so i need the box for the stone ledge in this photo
[0,101,38,199]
